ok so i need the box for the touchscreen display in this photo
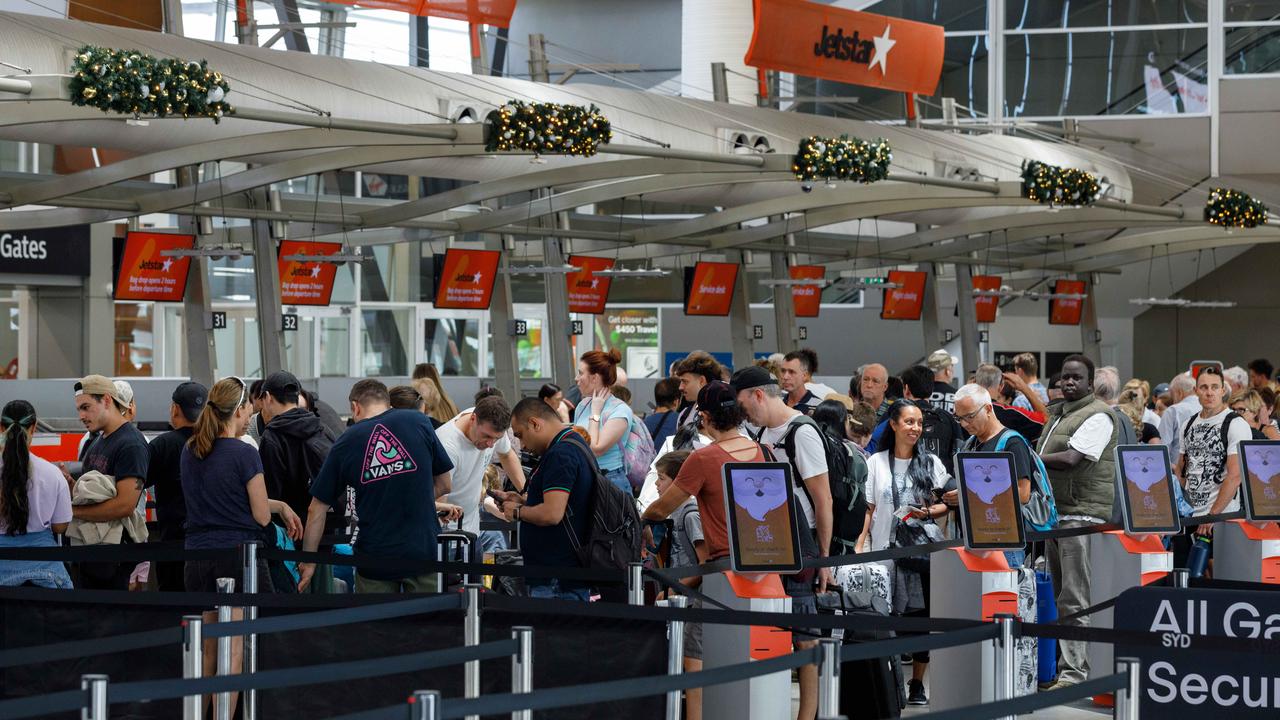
[1114,445,1180,534]
[722,462,802,573]
[956,452,1025,550]
[1239,441,1280,522]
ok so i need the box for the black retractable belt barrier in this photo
[0,584,436,608]
[321,705,409,720]
[0,625,181,669]
[0,543,232,562]
[205,592,464,639]
[0,688,88,720]
[838,623,999,663]
[260,546,626,584]
[913,673,1128,720]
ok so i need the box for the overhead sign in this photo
[1049,279,1087,325]
[0,226,91,277]
[973,275,1001,323]
[790,265,825,318]
[683,262,739,317]
[565,255,614,314]
[880,270,927,320]
[433,249,501,310]
[320,0,516,26]
[1115,586,1280,718]
[114,231,193,302]
[277,240,341,306]
[744,0,945,96]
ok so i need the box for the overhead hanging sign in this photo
[973,275,1002,323]
[114,231,193,302]
[880,270,927,321]
[433,249,501,310]
[790,265,825,318]
[565,255,615,314]
[0,226,91,277]
[1049,279,1087,325]
[278,240,341,306]
[684,262,739,317]
[744,0,945,96]
[319,0,517,26]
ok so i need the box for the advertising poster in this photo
[566,255,614,314]
[1049,279,1087,325]
[790,264,825,318]
[433,249,501,310]
[973,274,1001,323]
[880,270,927,320]
[684,262,739,316]
[114,231,194,302]
[596,308,660,379]
[277,240,341,306]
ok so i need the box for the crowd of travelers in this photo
[0,349,1273,719]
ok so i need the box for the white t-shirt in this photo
[638,431,710,512]
[757,414,828,529]
[1044,412,1115,462]
[865,450,949,552]
[437,408,511,534]
[1178,408,1251,516]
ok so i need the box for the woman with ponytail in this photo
[0,400,73,589]
[574,348,637,494]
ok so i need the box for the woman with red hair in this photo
[574,349,636,494]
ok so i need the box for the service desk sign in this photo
[566,255,614,314]
[744,0,945,95]
[684,262,739,317]
[790,265,825,318]
[277,240,340,306]
[0,226,91,277]
[973,275,1001,323]
[114,231,193,302]
[1115,586,1280,716]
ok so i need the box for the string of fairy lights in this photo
[790,135,892,188]
[1019,159,1101,207]
[483,100,613,158]
[69,45,233,121]
[1204,187,1268,229]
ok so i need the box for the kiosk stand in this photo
[1086,530,1171,678]
[930,548,1019,710]
[1214,520,1280,584]
[702,572,793,720]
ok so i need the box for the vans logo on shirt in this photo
[362,424,416,483]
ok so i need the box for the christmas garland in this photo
[791,135,892,185]
[1020,160,1100,206]
[1204,187,1268,228]
[69,46,233,122]
[484,100,612,157]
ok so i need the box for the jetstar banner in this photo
[114,231,193,302]
[566,255,615,314]
[744,0,945,96]
[790,265,825,318]
[973,275,1002,323]
[433,249,501,310]
[278,240,341,306]
[683,262,739,317]
[320,0,516,26]
[1049,279,1087,326]
[880,270,927,320]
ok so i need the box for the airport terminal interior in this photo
[1,1,1280,719]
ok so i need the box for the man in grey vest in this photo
[1036,354,1120,691]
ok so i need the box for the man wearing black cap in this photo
[258,371,335,523]
[145,381,207,591]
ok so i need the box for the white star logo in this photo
[591,279,600,289]
[161,258,172,272]
[472,272,483,283]
[310,265,322,278]
[869,25,896,75]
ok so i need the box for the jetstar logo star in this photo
[813,23,895,75]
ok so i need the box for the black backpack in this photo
[1182,411,1242,485]
[917,404,962,475]
[559,432,643,572]
[766,416,868,554]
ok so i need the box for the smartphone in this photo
[486,488,507,502]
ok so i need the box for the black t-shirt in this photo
[81,423,150,490]
[310,409,454,580]
[521,428,594,588]
[1141,422,1161,444]
[146,427,193,534]
[931,381,958,414]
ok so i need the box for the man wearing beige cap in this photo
[926,349,960,414]
[71,375,151,589]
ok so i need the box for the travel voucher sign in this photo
[744,0,945,96]
[566,255,614,314]
[790,265,825,318]
[684,262,739,317]
[433,248,501,310]
[880,270,927,320]
[1049,279,1087,325]
[973,275,1002,323]
[114,231,193,302]
[277,240,341,306]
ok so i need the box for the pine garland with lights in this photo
[484,100,612,157]
[791,135,892,184]
[1204,187,1267,228]
[1020,160,1100,206]
[69,46,233,122]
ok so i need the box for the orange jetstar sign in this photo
[790,265,825,318]
[278,240,341,306]
[320,0,516,26]
[744,0,944,96]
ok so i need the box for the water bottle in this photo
[1187,534,1212,578]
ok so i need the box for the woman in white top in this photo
[854,400,950,707]
[0,400,74,589]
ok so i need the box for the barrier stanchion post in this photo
[464,583,482,720]
[182,615,204,720]
[215,577,236,720]
[411,690,442,720]
[1115,657,1141,720]
[664,595,687,720]
[992,614,1016,718]
[511,626,534,720]
[81,674,108,720]
[817,638,840,720]
[241,541,259,720]
[1172,568,1189,589]
[628,562,644,606]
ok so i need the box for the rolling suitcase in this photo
[818,592,903,719]
[437,514,478,591]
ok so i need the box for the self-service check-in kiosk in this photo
[1215,440,1280,584]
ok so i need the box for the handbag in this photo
[889,457,933,574]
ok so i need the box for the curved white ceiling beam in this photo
[1042,225,1280,270]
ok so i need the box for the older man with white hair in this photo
[1093,367,1121,405]
[1158,372,1200,458]
[1224,366,1249,395]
